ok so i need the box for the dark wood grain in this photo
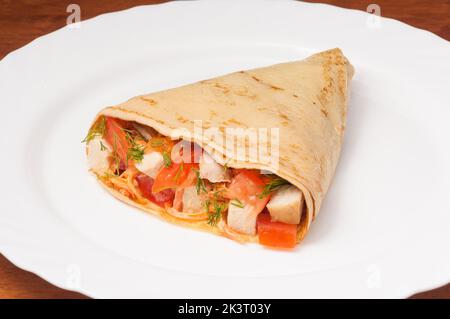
[0,254,87,299]
[0,0,448,299]
[306,0,450,40]
[0,0,449,59]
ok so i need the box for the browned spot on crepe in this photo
[225,118,244,126]
[242,71,285,91]
[177,115,190,124]
[140,97,157,105]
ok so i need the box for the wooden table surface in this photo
[0,0,449,299]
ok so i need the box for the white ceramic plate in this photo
[0,0,449,298]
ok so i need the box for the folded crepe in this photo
[84,48,353,248]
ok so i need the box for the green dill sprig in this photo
[223,159,231,173]
[258,176,290,198]
[173,162,184,181]
[122,128,136,144]
[99,140,107,151]
[230,199,245,208]
[82,116,106,143]
[123,128,145,163]
[204,199,211,214]
[127,144,145,163]
[162,151,172,168]
[208,200,226,226]
[206,191,227,226]
[195,170,207,194]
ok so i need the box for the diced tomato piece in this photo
[118,160,127,172]
[153,188,175,205]
[104,117,131,167]
[178,169,198,188]
[226,170,268,206]
[257,212,297,249]
[136,174,174,207]
[171,140,202,164]
[152,162,198,193]
[225,170,269,223]
[172,189,184,211]
[234,170,266,186]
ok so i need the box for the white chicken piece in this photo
[135,152,164,178]
[87,136,111,174]
[199,152,231,183]
[182,186,207,213]
[266,186,303,224]
[227,204,259,235]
